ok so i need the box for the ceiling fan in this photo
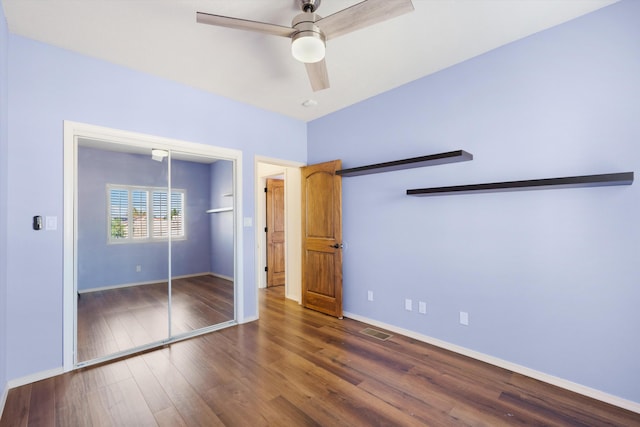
[196,0,414,92]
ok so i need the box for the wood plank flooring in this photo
[77,275,234,362]
[3,286,640,426]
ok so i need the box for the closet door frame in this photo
[63,121,243,371]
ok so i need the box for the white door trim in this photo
[254,156,304,309]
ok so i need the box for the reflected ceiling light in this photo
[151,149,169,162]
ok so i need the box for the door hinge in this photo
[265,227,268,232]
[265,266,268,272]
[264,187,268,193]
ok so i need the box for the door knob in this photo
[330,243,343,249]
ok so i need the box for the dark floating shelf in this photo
[407,172,634,197]
[336,150,473,177]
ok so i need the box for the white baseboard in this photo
[7,367,64,390]
[78,272,227,294]
[78,279,164,294]
[210,272,233,282]
[343,311,640,415]
[0,382,7,421]
[240,315,258,324]
[285,291,301,304]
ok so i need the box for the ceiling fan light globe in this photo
[291,34,325,63]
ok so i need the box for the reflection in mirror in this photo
[76,143,169,362]
[169,153,235,337]
[75,140,237,364]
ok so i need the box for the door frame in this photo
[63,121,243,371]
[254,157,304,306]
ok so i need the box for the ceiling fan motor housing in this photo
[292,12,324,38]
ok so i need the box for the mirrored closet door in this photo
[169,151,235,337]
[75,139,236,365]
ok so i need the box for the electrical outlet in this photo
[405,299,412,311]
[136,265,142,272]
[367,291,374,301]
[459,311,469,326]
[419,301,427,314]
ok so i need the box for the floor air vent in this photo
[360,328,392,341]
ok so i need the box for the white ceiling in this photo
[2,0,618,122]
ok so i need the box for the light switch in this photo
[45,216,57,231]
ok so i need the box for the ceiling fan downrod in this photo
[298,0,321,13]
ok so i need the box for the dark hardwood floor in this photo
[77,275,234,362]
[2,286,640,426]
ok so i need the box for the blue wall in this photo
[5,34,306,380]
[0,2,9,399]
[209,160,234,278]
[308,0,639,403]
[77,147,219,290]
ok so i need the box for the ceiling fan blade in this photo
[316,0,414,40]
[305,59,330,92]
[196,12,295,38]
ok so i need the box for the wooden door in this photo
[266,178,286,287]
[301,160,343,318]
